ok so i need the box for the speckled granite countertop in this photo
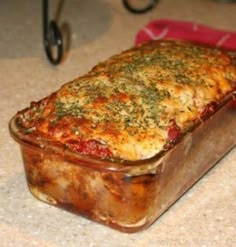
[0,0,235,246]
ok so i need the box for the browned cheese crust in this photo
[19,40,236,160]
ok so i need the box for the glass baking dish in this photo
[9,93,236,233]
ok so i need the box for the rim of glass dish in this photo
[9,92,235,174]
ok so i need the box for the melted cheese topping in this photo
[21,40,236,161]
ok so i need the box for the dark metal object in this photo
[43,0,63,65]
[123,0,158,14]
[42,0,158,65]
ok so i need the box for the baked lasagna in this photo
[17,40,236,161]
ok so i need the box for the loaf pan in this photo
[9,93,236,232]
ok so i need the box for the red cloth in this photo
[135,19,236,50]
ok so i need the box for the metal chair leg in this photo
[42,0,158,65]
[122,0,158,14]
[42,0,63,65]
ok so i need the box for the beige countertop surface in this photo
[0,0,235,246]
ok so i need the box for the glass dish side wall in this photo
[148,100,236,222]
[10,99,236,233]
[20,144,161,232]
